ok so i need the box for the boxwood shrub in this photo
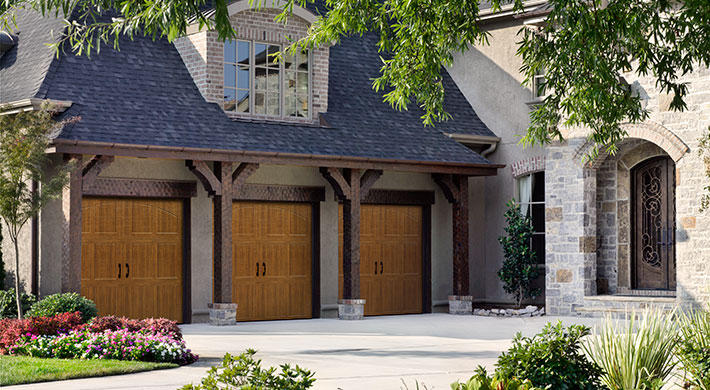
[27,293,97,323]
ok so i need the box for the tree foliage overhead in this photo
[1,0,709,154]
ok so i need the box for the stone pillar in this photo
[448,295,473,315]
[61,155,82,293]
[208,303,237,326]
[545,140,597,315]
[338,299,365,320]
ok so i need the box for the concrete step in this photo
[576,295,677,318]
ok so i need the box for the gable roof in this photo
[0,7,500,170]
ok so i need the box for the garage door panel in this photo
[232,201,312,322]
[82,197,183,323]
[157,243,181,279]
[129,203,153,235]
[339,204,423,316]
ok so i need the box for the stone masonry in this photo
[175,7,329,125]
[545,64,710,315]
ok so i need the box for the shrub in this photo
[452,367,542,390]
[583,309,678,390]
[0,312,83,353]
[27,293,97,323]
[0,289,37,319]
[181,349,314,390]
[677,310,710,390]
[9,328,197,365]
[498,200,539,307]
[87,316,182,341]
[496,321,602,390]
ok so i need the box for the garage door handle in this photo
[125,263,129,279]
[256,262,259,276]
[118,263,121,279]
[374,261,378,275]
[380,261,383,275]
[262,262,266,276]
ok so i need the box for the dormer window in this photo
[532,68,547,100]
[224,40,310,118]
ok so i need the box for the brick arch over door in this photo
[574,121,689,169]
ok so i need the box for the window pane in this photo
[254,92,265,114]
[284,91,296,117]
[284,52,294,70]
[268,45,280,67]
[237,41,250,65]
[223,88,236,111]
[297,95,308,117]
[255,44,267,66]
[532,171,545,202]
[267,93,280,116]
[285,70,296,90]
[297,72,308,94]
[224,40,236,63]
[237,90,249,113]
[297,50,308,71]
[267,69,279,91]
[531,203,545,233]
[224,64,236,88]
[237,66,249,89]
[531,234,545,264]
[255,67,267,90]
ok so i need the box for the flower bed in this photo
[0,312,197,366]
[9,329,197,365]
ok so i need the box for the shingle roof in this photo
[0,8,65,102]
[0,7,498,166]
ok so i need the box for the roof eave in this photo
[51,138,505,176]
[0,98,73,115]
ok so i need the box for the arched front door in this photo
[632,156,676,290]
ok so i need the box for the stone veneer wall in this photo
[174,7,329,125]
[545,65,710,315]
[544,138,598,315]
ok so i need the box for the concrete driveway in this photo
[6,314,601,390]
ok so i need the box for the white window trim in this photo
[224,39,312,120]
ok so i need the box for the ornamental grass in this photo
[582,308,678,390]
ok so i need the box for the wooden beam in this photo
[61,154,83,293]
[54,141,504,176]
[359,169,383,198]
[186,160,222,196]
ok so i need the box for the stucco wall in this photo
[34,158,456,321]
[447,19,545,305]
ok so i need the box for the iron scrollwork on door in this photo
[640,166,663,269]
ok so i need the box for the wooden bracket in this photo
[321,167,383,200]
[232,163,259,191]
[359,169,383,198]
[433,173,463,203]
[186,160,222,197]
[320,167,351,200]
[82,155,114,190]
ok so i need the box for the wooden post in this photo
[61,154,83,293]
[62,154,115,293]
[187,160,258,304]
[433,174,470,296]
[320,168,382,300]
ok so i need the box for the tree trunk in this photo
[13,238,22,319]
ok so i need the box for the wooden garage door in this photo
[339,205,423,316]
[232,201,312,321]
[81,198,183,322]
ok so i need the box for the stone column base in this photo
[448,295,473,315]
[338,299,366,320]
[208,303,237,326]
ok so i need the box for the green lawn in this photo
[0,355,177,386]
